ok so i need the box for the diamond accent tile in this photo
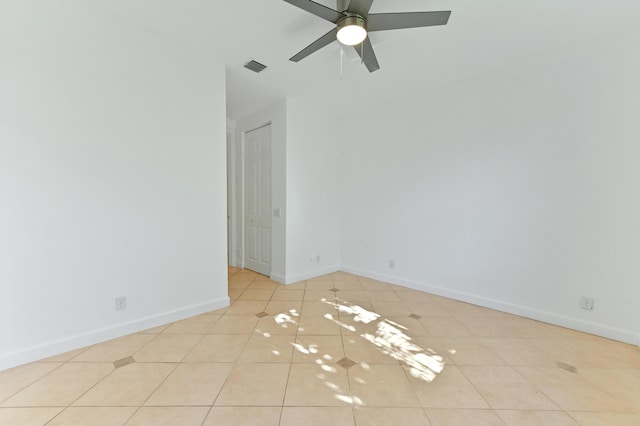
[336,357,356,370]
[408,313,422,320]
[112,356,135,369]
[255,312,269,318]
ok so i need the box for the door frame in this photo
[228,99,287,282]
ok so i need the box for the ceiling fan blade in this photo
[346,0,374,17]
[290,27,339,62]
[368,11,451,32]
[283,0,345,23]
[353,37,380,73]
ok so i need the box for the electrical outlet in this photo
[389,260,395,269]
[579,296,594,310]
[115,296,127,311]
[316,255,320,263]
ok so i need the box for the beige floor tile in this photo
[297,314,342,335]
[228,281,251,291]
[280,407,355,426]
[284,363,352,406]
[126,407,210,426]
[333,281,364,291]
[282,281,307,290]
[343,335,401,364]
[73,363,175,406]
[265,300,303,316]
[203,406,281,426]
[208,315,257,334]
[517,321,589,340]
[496,410,578,425]
[254,315,299,336]
[304,290,338,302]
[306,279,337,290]
[337,313,380,338]
[145,363,232,406]
[436,300,503,319]
[162,315,220,334]
[419,317,473,337]
[359,279,394,291]
[456,317,526,338]
[301,301,338,315]
[516,366,636,411]
[224,300,268,315]
[353,407,431,425]
[139,324,169,334]
[337,290,371,304]
[1,363,113,407]
[567,412,640,425]
[228,289,243,300]
[206,306,228,316]
[39,347,88,362]
[385,316,430,336]
[408,365,489,409]
[271,289,305,301]
[238,289,275,300]
[215,363,289,406]
[336,300,375,320]
[476,337,557,367]
[133,334,202,362]
[425,408,504,426]
[183,334,248,362]
[403,300,451,318]
[396,289,437,302]
[0,407,63,426]
[370,301,412,316]
[367,291,401,302]
[292,335,345,363]
[531,338,640,369]
[0,363,60,403]
[46,407,136,426]
[247,280,279,290]
[71,334,155,362]
[4,270,639,426]
[460,366,559,410]
[349,364,421,407]
[334,282,366,291]
[576,368,640,411]
[238,335,295,363]
[422,337,507,366]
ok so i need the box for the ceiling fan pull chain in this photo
[361,42,364,64]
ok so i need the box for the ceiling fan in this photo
[284,0,451,72]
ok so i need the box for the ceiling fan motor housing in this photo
[337,14,367,45]
[338,14,366,31]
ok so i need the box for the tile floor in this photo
[1,268,639,425]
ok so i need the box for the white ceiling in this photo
[82,0,640,119]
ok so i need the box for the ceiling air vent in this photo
[244,60,267,73]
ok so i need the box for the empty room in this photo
[1,0,639,425]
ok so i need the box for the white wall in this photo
[285,99,342,282]
[0,1,229,370]
[232,98,343,284]
[339,32,640,345]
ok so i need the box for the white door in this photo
[244,124,271,275]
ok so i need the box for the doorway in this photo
[243,124,272,275]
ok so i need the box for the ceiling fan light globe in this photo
[337,21,367,45]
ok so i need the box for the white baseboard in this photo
[281,264,341,285]
[0,297,230,371]
[341,265,640,347]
